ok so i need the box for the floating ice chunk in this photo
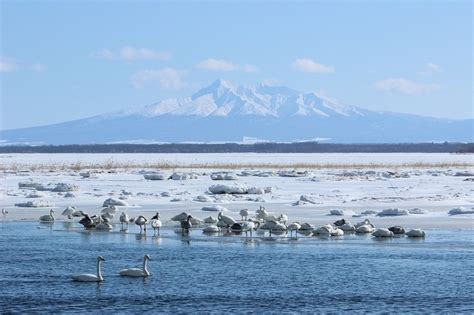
[64,192,76,198]
[278,170,308,177]
[210,172,238,180]
[329,209,345,216]
[144,172,170,180]
[454,171,474,177]
[202,205,228,212]
[171,212,190,222]
[171,172,198,180]
[448,207,474,215]
[376,208,409,217]
[194,195,214,202]
[299,195,318,204]
[408,208,429,214]
[26,192,44,198]
[15,200,54,208]
[102,198,129,207]
[52,183,79,192]
[208,184,247,194]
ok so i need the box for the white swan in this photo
[287,222,301,237]
[150,212,162,235]
[372,228,394,238]
[356,224,375,234]
[39,209,55,222]
[119,212,129,227]
[339,222,356,232]
[203,225,220,233]
[96,216,113,231]
[278,214,288,225]
[203,216,218,224]
[72,256,105,282]
[101,205,118,215]
[61,206,76,219]
[298,222,315,231]
[406,229,426,238]
[2,208,8,218]
[119,254,151,277]
[135,215,148,233]
[239,208,249,221]
[260,220,286,237]
[218,211,236,226]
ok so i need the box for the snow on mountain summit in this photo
[123,79,362,119]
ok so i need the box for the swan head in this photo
[97,256,105,262]
[144,254,151,260]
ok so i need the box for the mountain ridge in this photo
[1,79,472,144]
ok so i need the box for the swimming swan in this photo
[119,254,151,277]
[39,209,55,223]
[72,256,105,282]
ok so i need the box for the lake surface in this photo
[0,221,473,313]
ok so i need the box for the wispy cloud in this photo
[0,57,18,73]
[92,46,171,61]
[420,62,442,75]
[374,78,440,94]
[291,58,335,73]
[30,63,47,72]
[131,67,185,89]
[196,58,257,72]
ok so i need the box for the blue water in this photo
[0,222,473,313]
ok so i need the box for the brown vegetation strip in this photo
[0,161,473,172]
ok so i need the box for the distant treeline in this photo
[0,142,473,153]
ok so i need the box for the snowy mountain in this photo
[1,79,472,144]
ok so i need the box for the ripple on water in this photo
[0,222,473,313]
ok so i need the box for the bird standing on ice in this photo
[119,212,129,228]
[150,212,162,235]
[135,215,148,233]
[181,215,192,236]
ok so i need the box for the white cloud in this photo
[196,58,238,71]
[0,57,17,72]
[420,62,442,75]
[120,46,170,61]
[291,58,335,73]
[92,46,171,61]
[30,63,47,72]
[374,78,440,94]
[242,64,258,73]
[131,67,184,89]
[195,58,258,73]
[91,49,115,60]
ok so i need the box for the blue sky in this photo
[0,0,472,130]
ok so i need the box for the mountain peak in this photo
[191,79,236,100]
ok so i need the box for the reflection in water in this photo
[62,222,74,230]
[1,222,471,313]
[152,235,162,245]
[136,233,147,241]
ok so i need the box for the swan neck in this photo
[143,257,150,275]
[97,260,103,280]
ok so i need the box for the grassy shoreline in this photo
[1,161,473,172]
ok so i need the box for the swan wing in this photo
[72,273,99,282]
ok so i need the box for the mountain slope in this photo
[1,79,472,144]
